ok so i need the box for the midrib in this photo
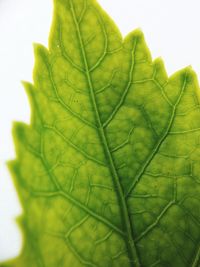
[70,2,140,266]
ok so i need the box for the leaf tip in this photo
[127,28,144,41]
[21,80,30,88]
[182,65,196,78]
[32,42,41,50]
[12,121,27,144]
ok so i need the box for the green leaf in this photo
[1,0,200,266]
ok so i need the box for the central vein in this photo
[70,1,141,266]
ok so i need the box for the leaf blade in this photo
[1,0,200,266]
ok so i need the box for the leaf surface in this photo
[1,0,200,266]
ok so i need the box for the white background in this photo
[0,0,200,261]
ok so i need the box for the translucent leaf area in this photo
[1,0,200,266]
